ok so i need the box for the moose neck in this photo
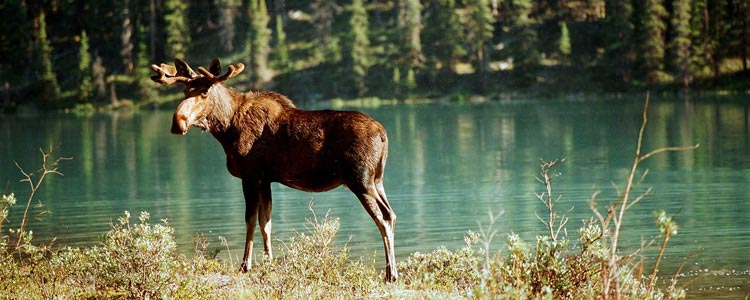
[205,83,241,134]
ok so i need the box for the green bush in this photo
[398,233,483,293]
[239,209,379,299]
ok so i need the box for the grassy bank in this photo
[0,97,695,299]
[0,206,685,300]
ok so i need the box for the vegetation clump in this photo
[0,198,686,300]
[0,97,694,299]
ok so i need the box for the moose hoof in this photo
[239,262,249,273]
[384,270,398,283]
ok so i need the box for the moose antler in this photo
[197,59,245,83]
[150,59,198,85]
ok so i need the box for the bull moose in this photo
[150,58,398,281]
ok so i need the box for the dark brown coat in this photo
[153,59,397,281]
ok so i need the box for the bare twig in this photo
[11,146,71,251]
[599,92,698,300]
[536,158,568,244]
[477,209,504,265]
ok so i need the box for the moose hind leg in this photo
[240,179,260,272]
[353,184,398,282]
[259,182,273,260]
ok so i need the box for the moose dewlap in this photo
[151,58,398,282]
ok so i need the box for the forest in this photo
[0,0,749,109]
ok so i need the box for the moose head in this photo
[151,59,244,135]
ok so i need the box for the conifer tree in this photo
[738,0,750,72]
[349,0,371,97]
[164,0,190,59]
[464,0,496,76]
[423,0,466,75]
[638,0,668,84]
[689,0,710,78]
[247,0,272,89]
[559,23,571,58]
[134,26,155,102]
[603,0,634,83]
[311,0,340,64]
[707,0,730,78]
[77,31,94,102]
[503,0,539,78]
[217,0,240,53]
[669,0,691,87]
[400,0,423,89]
[34,12,61,105]
[120,0,134,75]
[274,13,289,71]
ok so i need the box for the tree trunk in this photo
[150,0,158,61]
[120,0,134,75]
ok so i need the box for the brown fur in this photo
[153,59,398,281]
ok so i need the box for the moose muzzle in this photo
[171,97,201,135]
[171,112,189,135]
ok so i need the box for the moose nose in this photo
[171,113,189,135]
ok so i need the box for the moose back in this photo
[151,58,398,281]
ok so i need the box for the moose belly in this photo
[278,173,343,192]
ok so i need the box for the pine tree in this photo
[349,0,371,97]
[638,0,668,84]
[503,0,539,78]
[34,11,61,105]
[164,0,190,59]
[247,0,272,89]
[311,0,340,64]
[0,0,29,107]
[134,26,155,102]
[464,0,496,76]
[603,0,635,83]
[120,0,134,75]
[273,13,289,71]
[707,0,730,78]
[559,23,571,58]
[217,0,240,53]
[668,0,691,87]
[77,31,94,102]
[739,0,750,72]
[731,1,750,72]
[400,0,423,89]
[423,0,466,75]
[689,0,710,79]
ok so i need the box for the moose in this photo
[151,59,398,281]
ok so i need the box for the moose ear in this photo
[174,58,198,78]
[209,59,222,76]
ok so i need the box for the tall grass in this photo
[0,94,696,299]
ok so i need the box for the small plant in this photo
[7,146,71,252]
[398,232,483,292]
[241,201,379,299]
[588,93,698,299]
[535,157,570,244]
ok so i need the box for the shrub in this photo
[238,206,380,300]
[398,233,483,293]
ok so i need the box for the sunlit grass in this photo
[0,97,695,299]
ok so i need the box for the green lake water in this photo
[1,95,748,298]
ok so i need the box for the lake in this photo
[1,95,748,298]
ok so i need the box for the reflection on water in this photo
[1,95,749,298]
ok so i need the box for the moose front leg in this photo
[240,178,260,272]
